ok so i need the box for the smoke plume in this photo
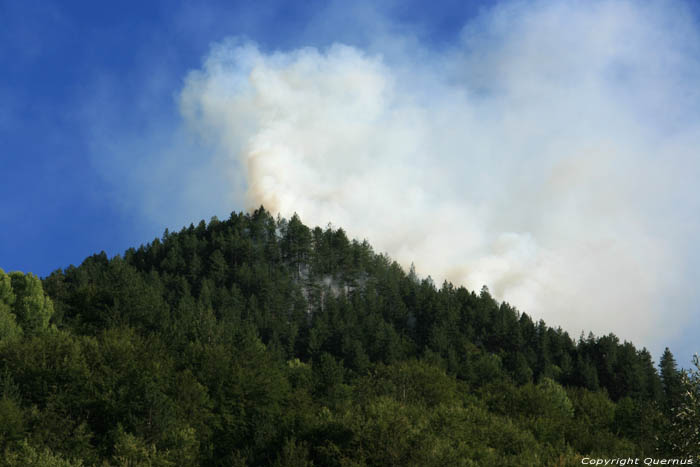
[177,0,700,348]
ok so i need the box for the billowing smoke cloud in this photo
[177,0,700,348]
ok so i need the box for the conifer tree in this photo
[667,354,700,461]
[660,347,683,412]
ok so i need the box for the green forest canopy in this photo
[0,208,698,466]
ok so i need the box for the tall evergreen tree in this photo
[660,347,683,412]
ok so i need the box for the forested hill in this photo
[0,208,698,466]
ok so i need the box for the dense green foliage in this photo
[0,209,697,465]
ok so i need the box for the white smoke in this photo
[176,0,700,348]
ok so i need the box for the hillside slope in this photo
[0,208,696,465]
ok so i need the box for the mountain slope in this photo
[0,208,695,465]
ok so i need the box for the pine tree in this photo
[660,347,683,413]
[667,354,700,461]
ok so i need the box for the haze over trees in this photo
[0,209,697,466]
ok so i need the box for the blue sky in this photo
[1,0,699,365]
[0,0,490,275]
